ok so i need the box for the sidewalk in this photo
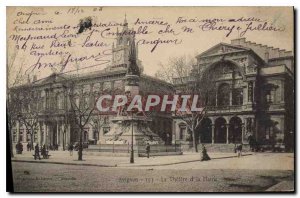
[11,150,247,167]
[265,181,294,192]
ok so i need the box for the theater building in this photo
[172,38,294,150]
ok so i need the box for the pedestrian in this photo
[69,143,74,156]
[145,143,150,158]
[236,143,243,158]
[34,144,41,160]
[16,141,23,154]
[248,135,255,151]
[41,144,47,159]
[27,142,30,151]
[18,141,23,154]
[200,144,211,161]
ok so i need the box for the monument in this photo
[102,37,164,146]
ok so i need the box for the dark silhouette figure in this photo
[236,144,243,157]
[200,144,211,161]
[27,142,31,151]
[145,143,150,158]
[16,141,23,154]
[34,144,41,160]
[41,144,47,159]
[68,144,74,156]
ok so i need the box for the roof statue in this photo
[127,36,140,76]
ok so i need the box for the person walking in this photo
[145,143,150,158]
[236,143,243,158]
[27,142,30,151]
[69,143,74,156]
[34,144,41,160]
[41,144,47,159]
[16,141,23,154]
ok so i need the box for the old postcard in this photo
[7,6,294,192]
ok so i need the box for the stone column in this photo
[248,81,253,103]
[172,121,176,144]
[242,123,245,144]
[23,124,27,142]
[38,122,42,145]
[243,86,247,105]
[66,124,70,145]
[215,91,218,106]
[211,124,215,144]
[48,124,52,146]
[226,124,229,144]
[229,89,233,106]
[280,80,285,102]
[244,118,248,142]
[56,123,59,145]
[43,122,47,145]
[16,120,20,142]
[99,126,104,144]
[253,81,256,103]
[60,123,65,150]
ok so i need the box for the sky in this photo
[7,6,293,84]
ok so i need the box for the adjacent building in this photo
[173,38,294,150]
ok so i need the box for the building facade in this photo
[173,38,294,150]
[9,19,174,150]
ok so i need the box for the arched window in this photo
[178,123,187,140]
[217,83,230,106]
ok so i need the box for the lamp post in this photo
[130,112,134,163]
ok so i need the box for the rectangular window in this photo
[12,129,17,142]
[34,130,38,142]
[26,130,31,142]
[19,129,24,142]
[179,127,186,140]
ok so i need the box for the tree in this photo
[155,55,221,153]
[66,82,95,161]
[17,86,40,150]
[7,48,26,157]
[155,55,194,84]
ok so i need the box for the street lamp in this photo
[130,112,134,163]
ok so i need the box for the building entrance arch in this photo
[214,117,227,143]
[198,118,212,143]
[229,117,243,143]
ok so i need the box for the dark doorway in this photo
[215,117,227,143]
[198,118,212,143]
[229,117,242,143]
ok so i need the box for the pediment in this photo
[33,73,69,85]
[197,43,249,58]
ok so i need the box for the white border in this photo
[1,0,298,197]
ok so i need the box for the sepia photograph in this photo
[6,6,294,192]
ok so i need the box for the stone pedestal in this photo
[103,116,164,145]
